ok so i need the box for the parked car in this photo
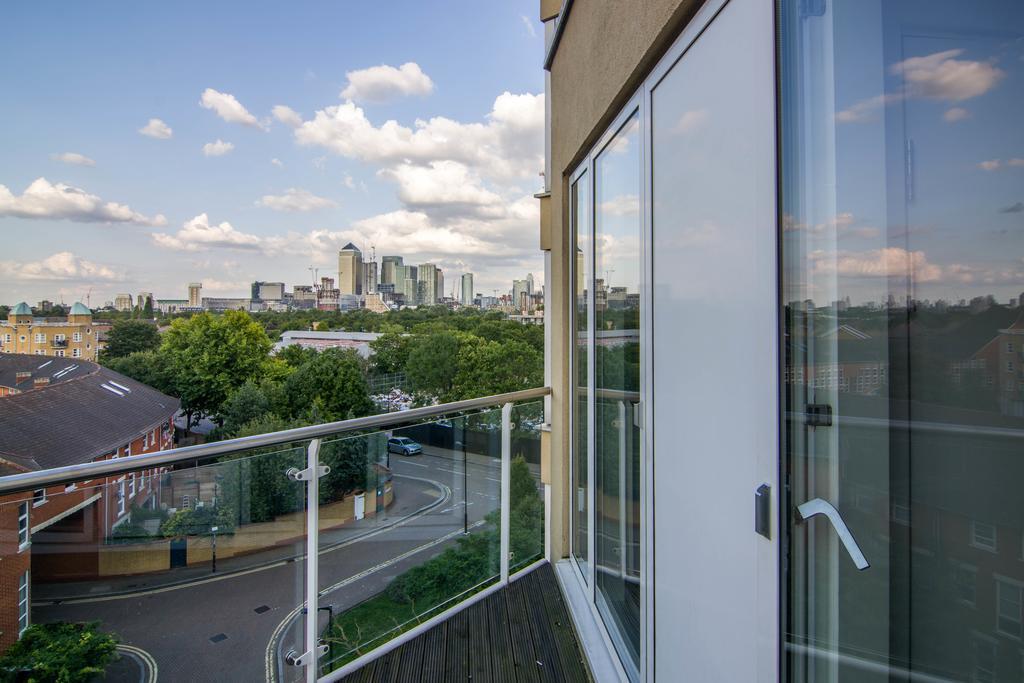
[387,436,422,456]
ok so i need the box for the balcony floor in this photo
[337,562,592,683]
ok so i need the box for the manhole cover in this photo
[209,633,228,643]
[254,605,270,614]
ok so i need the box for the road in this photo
[34,448,509,682]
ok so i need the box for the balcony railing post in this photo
[305,437,321,683]
[500,402,513,584]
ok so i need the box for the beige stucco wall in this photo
[542,0,699,560]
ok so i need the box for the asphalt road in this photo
[33,447,508,683]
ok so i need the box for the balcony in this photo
[0,387,590,683]
[50,338,67,349]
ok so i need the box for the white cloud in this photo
[256,188,337,212]
[978,159,1002,171]
[0,178,165,225]
[294,91,544,182]
[340,62,434,103]
[944,107,971,122]
[892,49,1004,101]
[812,247,943,282]
[0,251,122,281]
[837,49,1004,124]
[271,158,284,168]
[342,173,355,190]
[378,161,505,218]
[272,105,303,128]
[199,88,265,129]
[52,152,96,167]
[599,194,640,217]
[139,118,173,139]
[520,15,537,38]
[202,139,235,157]
[152,213,264,252]
[673,109,709,135]
[1010,158,1024,167]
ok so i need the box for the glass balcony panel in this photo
[316,406,508,675]
[0,446,307,682]
[509,400,545,575]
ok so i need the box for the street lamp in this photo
[211,525,219,573]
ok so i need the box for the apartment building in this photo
[539,0,1024,681]
[0,354,178,648]
[0,303,105,361]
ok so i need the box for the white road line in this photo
[396,460,428,468]
[117,644,159,683]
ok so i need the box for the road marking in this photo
[265,476,455,682]
[396,460,428,468]
[35,475,450,607]
[117,644,158,683]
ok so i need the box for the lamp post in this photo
[211,525,219,573]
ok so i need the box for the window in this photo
[117,480,126,516]
[1008,361,1015,372]
[972,637,996,683]
[1008,342,1015,353]
[72,348,81,358]
[954,564,977,606]
[17,571,29,635]
[33,333,45,343]
[973,521,998,552]
[72,332,82,342]
[55,350,64,357]
[997,578,1023,639]
[17,502,29,549]
[54,334,65,342]
[32,488,46,508]
[128,473,135,497]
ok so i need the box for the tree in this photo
[218,381,273,436]
[281,348,374,421]
[0,622,118,682]
[160,505,234,538]
[405,331,463,401]
[100,350,175,395]
[103,320,160,358]
[160,311,274,427]
[453,339,543,399]
[369,328,412,375]
[143,295,154,318]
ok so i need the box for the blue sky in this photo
[0,1,545,306]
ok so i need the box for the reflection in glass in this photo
[594,112,642,675]
[781,1,1024,680]
[572,173,591,579]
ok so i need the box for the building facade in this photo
[338,243,363,296]
[0,303,105,361]
[187,283,202,308]
[540,0,1024,681]
[461,273,475,306]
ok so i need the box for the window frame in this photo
[17,502,29,550]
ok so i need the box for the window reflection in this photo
[572,173,590,579]
[594,112,642,673]
[781,0,1024,680]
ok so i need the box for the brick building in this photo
[0,354,178,648]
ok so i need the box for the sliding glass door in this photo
[780,0,1024,680]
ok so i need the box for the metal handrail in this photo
[0,386,551,495]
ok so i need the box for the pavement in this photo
[31,447,513,682]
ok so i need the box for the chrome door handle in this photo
[796,499,870,570]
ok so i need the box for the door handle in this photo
[796,498,870,570]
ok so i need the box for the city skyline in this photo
[0,2,545,305]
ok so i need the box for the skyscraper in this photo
[418,263,438,305]
[380,256,403,286]
[435,268,444,303]
[512,279,529,311]
[338,243,363,295]
[461,273,475,306]
[363,261,378,295]
[188,283,202,307]
[526,272,535,295]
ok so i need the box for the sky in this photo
[0,1,545,307]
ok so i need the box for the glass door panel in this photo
[594,111,642,676]
[572,171,591,580]
[781,0,1024,680]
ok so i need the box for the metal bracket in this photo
[797,498,870,570]
[286,643,328,667]
[286,465,330,482]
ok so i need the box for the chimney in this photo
[15,371,31,383]
[33,377,50,388]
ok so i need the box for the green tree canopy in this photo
[369,328,411,375]
[405,331,464,401]
[453,339,543,399]
[281,347,374,421]
[103,319,160,358]
[160,311,274,425]
[0,621,118,682]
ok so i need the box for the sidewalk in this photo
[34,475,445,603]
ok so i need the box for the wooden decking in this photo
[337,562,591,683]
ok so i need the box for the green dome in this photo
[69,302,91,315]
[12,302,31,315]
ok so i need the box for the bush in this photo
[108,522,152,545]
[160,505,234,538]
[0,621,118,682]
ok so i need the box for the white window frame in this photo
[32,488,47,508]
[17,502,29,550]
[17,571,29,635]
[972,520,998,552]
[72,331,82,342]
[128,472,136,498]
[72,348,81,358]
[117,480,126,516]
[996,575,1024,640]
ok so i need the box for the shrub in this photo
[108,522,152,545]
[160,505,234,538]
[0,621,118,682]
